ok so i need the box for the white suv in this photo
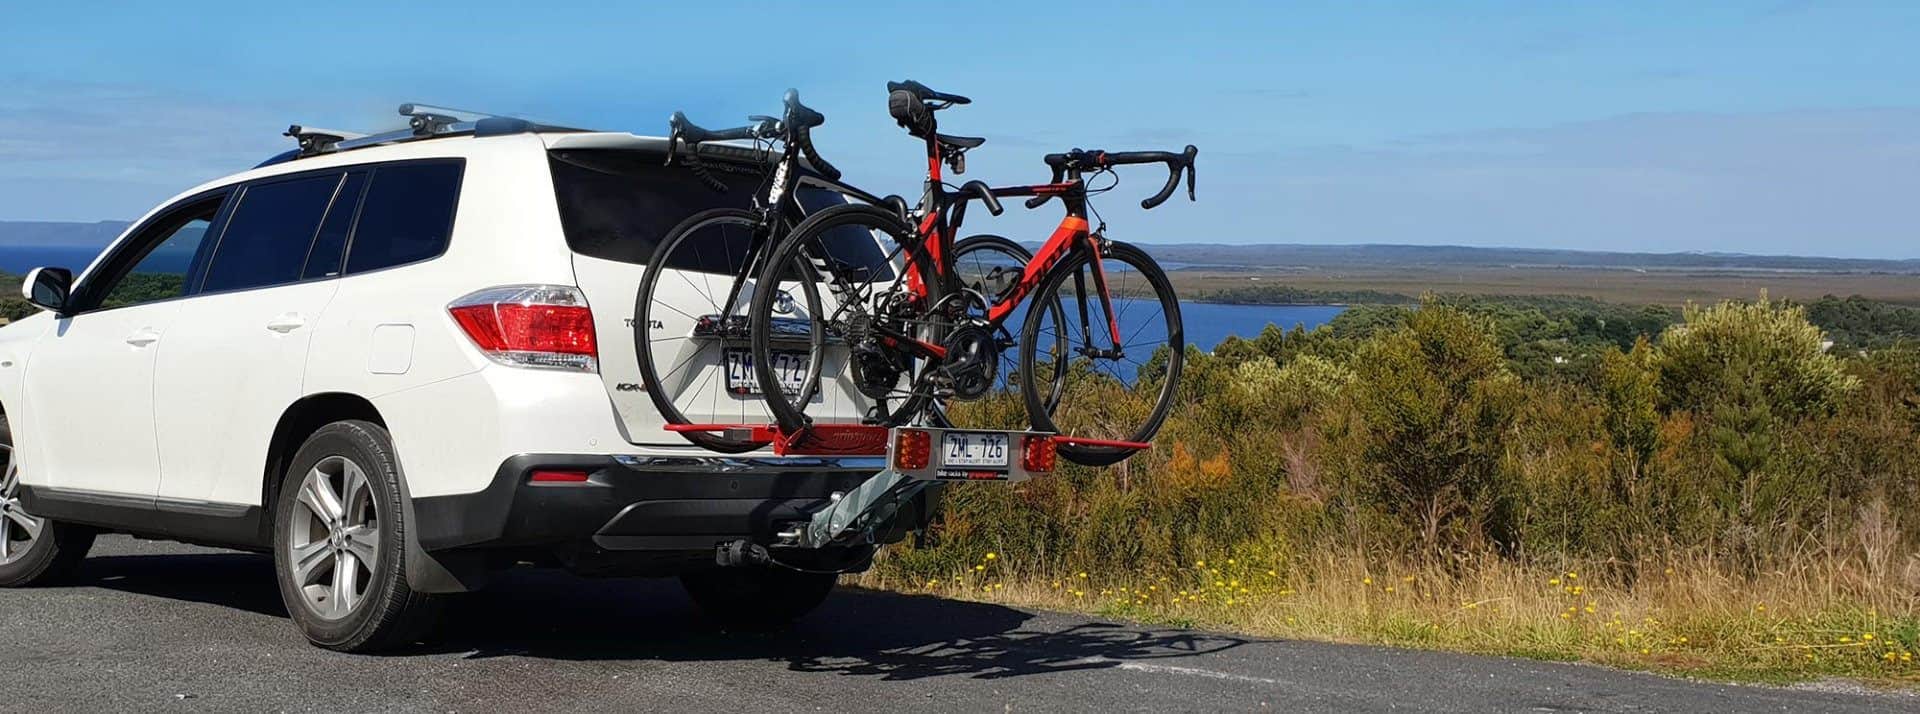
[0,112,907,651]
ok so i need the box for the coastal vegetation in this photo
[876,292,1920,685]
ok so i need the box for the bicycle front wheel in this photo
[1019,241,1184,466]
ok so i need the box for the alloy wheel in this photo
[287,455,381,620]
[0,443,43,566]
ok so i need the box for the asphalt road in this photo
[1,537,1914,713]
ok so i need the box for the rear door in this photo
[546,148,878,444]
[153,169,360,506]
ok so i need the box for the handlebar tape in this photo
[882,195,912,223]
[960,180,1003,216]
[671,111,759,145]
[1140,145,1199,209]
[796,128,841,181]
[686,156,728,193]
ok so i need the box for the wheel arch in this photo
[261,392,387,523]
[261,392,482,594]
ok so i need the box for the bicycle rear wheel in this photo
[749,203,942,433]
[634,208,788,453]
[1019,241,1184,466]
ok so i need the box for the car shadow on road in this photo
[76,550,1249,682]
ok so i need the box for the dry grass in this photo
[858,549,1920,685]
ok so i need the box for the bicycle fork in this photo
[1072,238,1127,360]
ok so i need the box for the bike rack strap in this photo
[666,422,892,456]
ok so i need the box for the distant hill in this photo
[6,220,1917,276]
[0,220,131,247]
[1132,243,1920,274]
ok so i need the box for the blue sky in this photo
[1,1,1916,257]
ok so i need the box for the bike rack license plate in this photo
[887,426,1053,484]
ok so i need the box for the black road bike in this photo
[633,90,863,453]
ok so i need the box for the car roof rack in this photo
[263,103,588,167]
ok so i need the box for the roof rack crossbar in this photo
[273,102,589,164]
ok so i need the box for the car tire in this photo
[680,567,837,630]
[0,415,95,587]
[272,420,442,652]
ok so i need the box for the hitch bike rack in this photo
[670,423,1145,565]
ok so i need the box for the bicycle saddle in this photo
[887,80,971,106]
[938,133,985,149]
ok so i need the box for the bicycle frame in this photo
[897,133,1128,357]
[683,139,884,332]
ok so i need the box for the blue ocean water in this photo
[1111,297,1345,352]
[0,246,107,275]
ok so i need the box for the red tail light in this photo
[449,285,598,372]
[1023,434,1057,473]
[894,428,932,470]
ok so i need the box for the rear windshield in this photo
[548,149,892,278]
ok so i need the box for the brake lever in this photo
[665,113,686,166]
[1182,144,1199,201]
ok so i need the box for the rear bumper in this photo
[413,453,890,553]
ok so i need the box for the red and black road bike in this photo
[748,80,1197,466]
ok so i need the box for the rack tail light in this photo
[449,285,598,372]
[1022,434,1057,473]
[893,428,933,470]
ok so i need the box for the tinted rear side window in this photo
[344,161,463,274]
[547,150,892,277]
[200,173,341,293]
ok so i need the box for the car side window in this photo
[301,171,368,280]
[199,172,343,293]
[89,198,225,311]
[344,161,462,274]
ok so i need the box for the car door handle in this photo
[125,328,160,347]
[266,313,307,333]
